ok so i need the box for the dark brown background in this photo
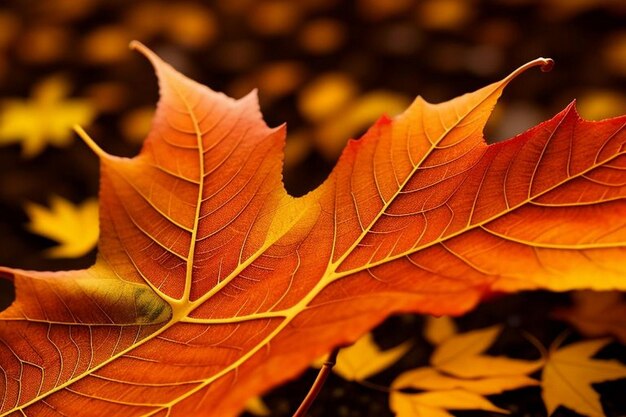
[0,1,625,416]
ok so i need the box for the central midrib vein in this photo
[178,75,204,303]
[137,76,512,415]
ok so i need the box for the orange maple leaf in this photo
[1,43,625,417]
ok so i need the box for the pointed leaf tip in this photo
[129,41,166,70]
[74,125,108,159]
[129,40,147,54]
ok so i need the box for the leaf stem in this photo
[292,348,340,417]
[521,330,549,360]
[355,379,395,394]
[548,330,571,355]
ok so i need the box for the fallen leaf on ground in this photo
[0,76,95,156]
[431,325,543,378]
[315,90,410,159]
[333,333,411,381]
[392,366,538,395]
[390,389,507,417]
[541,338,626,417]
[24,195,99,258]
[424,315,457,345]
[389,319,540,417]
[1,44,625,417]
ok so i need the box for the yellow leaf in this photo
[316,90,410,159]
[25,196,99,258]
[431,325,542,378]
[334,333,411,381]
[298,73,357,122]
[392,366,538,395]
[243,396,270,416]
[542,338,626,417]
[120,106,155,144]
[390,323,541,417]
[391,393,455,417]
[424,316,458,345]
[576,90,626,121]
[390,389,507,417]
[0,77,95,157]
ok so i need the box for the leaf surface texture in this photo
[1,45,626,417]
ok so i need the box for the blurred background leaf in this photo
[0,76,95,157]
[24,195,98,258]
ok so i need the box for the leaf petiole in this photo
[292,348,340,417]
